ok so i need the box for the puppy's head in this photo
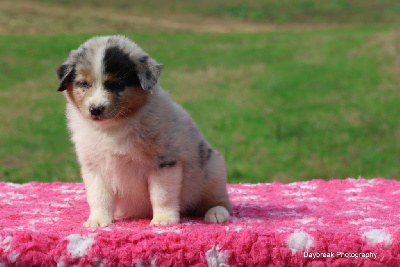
[56,35,163,123]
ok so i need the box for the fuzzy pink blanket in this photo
[1,178,399,266]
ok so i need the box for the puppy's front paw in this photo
[83,216,113,228]
[150,213,180,226]
[205,206,230,223]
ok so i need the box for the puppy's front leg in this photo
[82,168,114,227]
[149,162,182,225]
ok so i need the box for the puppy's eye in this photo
[104,81,124,92]
[75,81,91,89]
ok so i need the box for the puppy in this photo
[56,35,231,227]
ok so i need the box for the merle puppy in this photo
[56,35,231,227]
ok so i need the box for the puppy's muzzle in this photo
[89,105,105,118]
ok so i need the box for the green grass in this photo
[3,1,400,36]
[1,27,400,183]
[32,0,400,25]
[216,0,400,24]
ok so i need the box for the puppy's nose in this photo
[89,105,105,116]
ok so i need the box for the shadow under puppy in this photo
[56,35,231,227]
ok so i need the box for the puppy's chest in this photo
[76,128,159,168]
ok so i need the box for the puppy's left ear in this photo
[135,55,163,92]
[56,62,74,92]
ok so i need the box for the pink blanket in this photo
[1,178,399,266]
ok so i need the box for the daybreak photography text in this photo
[304,252,377,259]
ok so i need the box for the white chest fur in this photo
[67,104,153,218]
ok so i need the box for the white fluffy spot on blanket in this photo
[287,230,314,253]
[206,246,230,267]
[66,234,96,259]
[296,218,316,224]
[363,229,392,249]
[0,236,19,263]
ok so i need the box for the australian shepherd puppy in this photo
[56,35,231,227]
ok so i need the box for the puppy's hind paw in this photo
[205,206,230,223]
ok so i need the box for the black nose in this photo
[89,105,105,116]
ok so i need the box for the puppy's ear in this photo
[135,55,163,92]
[56,62,75,92]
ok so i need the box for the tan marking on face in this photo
[65,83,77,107]
[104,73,117,82]
[66,68,96,117]
[66,84,76,106]
[113,86,148,120]
[67,83,92,114]
[76,69,94,85]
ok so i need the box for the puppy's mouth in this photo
[90,115,108,122]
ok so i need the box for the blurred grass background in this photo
[1,0,400,183]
